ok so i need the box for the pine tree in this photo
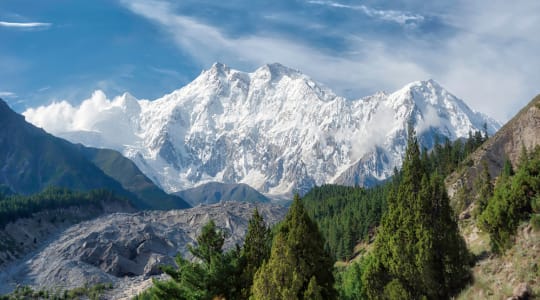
[479,146,540,254]
[147,220,242,300]
[304,276,324,300]
[364,127,471,299]
[189,220,225,265]
[251,194,336,299]
[251,234,303,300]
[240,208,272,299]
[473,161,493,216]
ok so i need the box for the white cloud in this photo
[117,0,539,123]
[351,106,396,161]
[120,0,429,100]
[433,0,540,122]
[415,105,441,134]
[0,21,51,28]
[150,66,183,78]
[23,90,141,149]
[307,0,425,26]
[0,91,16,97]
[23,90,120,133]
[23,100,76,133]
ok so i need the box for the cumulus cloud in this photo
[23,100,77,134]
[0,21,51,29]
[23,90,140,150]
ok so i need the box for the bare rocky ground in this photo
[458,221,539,299]
[0,202,286,299]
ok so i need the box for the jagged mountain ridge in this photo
[24,63,501,196]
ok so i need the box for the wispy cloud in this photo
[118,0,540,122]
[0,21,51,29]
[307,0,425,26]
[0,91,16,98]
[37,86,51,93]
[119,0,428,99]
[149,66,182,78]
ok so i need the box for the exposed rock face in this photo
[0,202,286,297]
[446,95,540,206]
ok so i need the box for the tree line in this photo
[302,128,488,261]
[0,187,129,228]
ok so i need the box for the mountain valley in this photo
[1,65,538,299]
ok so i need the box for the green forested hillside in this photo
[303,184,390,260]
[0,187,130,228]
[303,130,487,261]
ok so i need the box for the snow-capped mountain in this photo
[23,63,501,197]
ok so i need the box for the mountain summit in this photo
[24,63,501,197]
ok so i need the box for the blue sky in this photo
[1,0,539,121]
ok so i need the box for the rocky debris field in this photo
[0,202,286,299]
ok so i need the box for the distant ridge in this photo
[0,99,189,210]
[175,182,270,206]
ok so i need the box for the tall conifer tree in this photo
[251,194,336,299]
[240,208,272,298]
[364,127,470,299]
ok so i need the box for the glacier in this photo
[23,62,501,198]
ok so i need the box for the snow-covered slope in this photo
[23,63,501,197]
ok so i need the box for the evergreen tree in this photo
[240,208,272,298]
[473,161,493,216]
[251,235,303,300]
[336,259,368,300]
[146,220,242,300]
[479,146,540,254]
[304,276,324,300]
[251,194,336,299]
[363,128,471,299]
[189,220,225,264]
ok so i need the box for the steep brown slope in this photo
[446,94,540,206]
[445,95,540,299]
